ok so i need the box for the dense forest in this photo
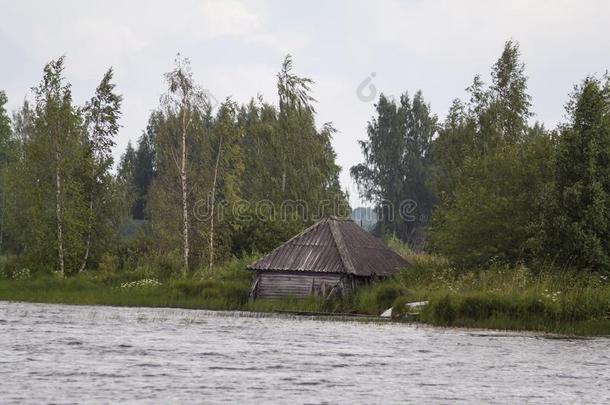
[0,54,347,277]
[1,40,609,278]
[352,40,610,274]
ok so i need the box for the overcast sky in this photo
[2,0,609,206]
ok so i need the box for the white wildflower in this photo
[120,279,162,289]
[13,268,31,280]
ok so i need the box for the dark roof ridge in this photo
[328,215,353,222]
[329,218,356,274]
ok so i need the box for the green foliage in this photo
[349,238,610,334]
[230,214,304,255]
[542,76,610,272]
[0,90,14,255]
[97,253,120,273]
[14,57,87,274]
[428,41,556,268]
[2,53,349,278]
[166,255,255,307]
[351,280,410,314]
[3,58,125,276]
[431,41,532,203]
[351,91,438,247]
[430,136,554,267]
[79,68,123,272]
[139,54,348,269]
[428,295,456,325]
[128,129,156,221]
[170,279,210,296]
[3,43,610,336]
[0,256,254,309]
[390,296,413,319]
[155,250,184,279]
[420,286,610,334]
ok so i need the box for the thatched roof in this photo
[247,216,409,276]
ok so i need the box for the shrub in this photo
[374,283,409,309]
[155,251,183,279]
[171,279,209,297]
[429,294,457,325]
[222,282,250,307]
[459,295,489,320]
[98,254,120,273]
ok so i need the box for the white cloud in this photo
[198,0,265,39]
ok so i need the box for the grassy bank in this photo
[0,256,330,314]
[1,248,609,336]
[345,239,610,335]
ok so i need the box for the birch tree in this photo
[30,57,83,276]
[79,68,122,272]
[208,99,242,270]
[276,55,315,198]
[161,55,207,275]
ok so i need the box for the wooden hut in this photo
[247,216,409,300]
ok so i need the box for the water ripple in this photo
[0,301,609,404]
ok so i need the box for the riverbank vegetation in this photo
[2,241,608,335]
[351,239,610,335]
[1,40,610,336]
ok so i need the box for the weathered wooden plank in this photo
[256,271,348,299]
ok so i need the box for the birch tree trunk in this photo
[181,106,189,276]
[79,158,96,274]
[209,135,222,271]
[78,191,94,273]
[55,150,65,277]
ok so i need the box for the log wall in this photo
[252,271,359,299]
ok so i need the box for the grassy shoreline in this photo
[2,248,609,336]
[1,274,609,337]
[1,286,607,336]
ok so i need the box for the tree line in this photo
[0,54,347,277]
[1,41,608,277]
[352,40,610,273]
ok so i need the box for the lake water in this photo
[1,301,609,404]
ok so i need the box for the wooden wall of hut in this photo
[250,271,359,300]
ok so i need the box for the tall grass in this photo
[1,240,609,335]
[355,238,610,335]
[0,256,255,311]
